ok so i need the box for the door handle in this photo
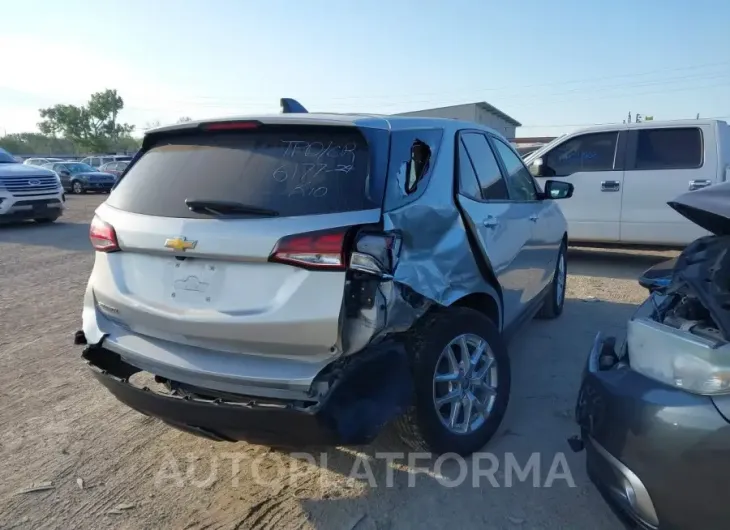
[529,214,539,222]
[600,180,620,192]
[483,216,500,228]
[689,179,712,191]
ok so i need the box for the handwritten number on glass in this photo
[272,141,358,199]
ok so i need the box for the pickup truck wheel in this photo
[537,242,567,319]
[395,308,510,456]
[72,181,84,194]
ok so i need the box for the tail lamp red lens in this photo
[89,215,120,252]
[269,228,348,270]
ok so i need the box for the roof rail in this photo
[280,98,308,114]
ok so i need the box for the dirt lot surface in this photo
[0,195,679,530]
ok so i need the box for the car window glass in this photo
[542,132,618,176]
[457,142,482,200]
[107,128,379,219]
[405,140,431,194]
[635,128,702,170]
[493,138,538,201]
[460,133,509,200]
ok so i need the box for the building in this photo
[393,102,522,139]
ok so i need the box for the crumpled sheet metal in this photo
[382,145,496,310]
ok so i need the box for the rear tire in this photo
[537,241,567,319]
[72,181,84,194]
[394,308,510,456]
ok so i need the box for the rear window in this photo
[107,127,380,218]
[634,127,703,170]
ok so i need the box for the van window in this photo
[107,127,379,218]
[541,132,618,176]
[460,133,509,200]
[634,128,702,170]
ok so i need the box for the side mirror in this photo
[544,180,574,200]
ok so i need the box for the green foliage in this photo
[37,89,136,153]
[0,89,143,156]
[0,132,80,155]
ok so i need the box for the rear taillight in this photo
[89,215,120,252]
[350,233,401,277]
[269,228,347,270]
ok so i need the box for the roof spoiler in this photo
[280,98,308,114]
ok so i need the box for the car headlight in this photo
[628,317,730,395]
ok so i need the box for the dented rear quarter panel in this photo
[381,120,504,328]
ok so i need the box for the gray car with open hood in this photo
[76,105,572,456]
[573,180,730,529]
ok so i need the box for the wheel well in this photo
[452,293,501,330]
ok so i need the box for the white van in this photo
[525,119,730,246]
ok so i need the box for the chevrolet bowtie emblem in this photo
[164,237,197,252]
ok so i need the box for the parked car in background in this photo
[80,155,133,169]
[573,181,730,530]
[76,111,573,457]
[525,119,730,246]
[43,161,116,194]
[23,157,63,167]
[0,148,65,223]
[99,160,129,179]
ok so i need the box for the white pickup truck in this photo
[525,119,730,246]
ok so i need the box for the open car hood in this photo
[668,181,730,236]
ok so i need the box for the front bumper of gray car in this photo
[574,324,730,530]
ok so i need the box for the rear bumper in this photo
[80,336,412,447]
[78,182,113,192]
[575,332,730,530]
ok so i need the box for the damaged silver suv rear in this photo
[77,106,571,456]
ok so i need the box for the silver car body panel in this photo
[83,114,568,400]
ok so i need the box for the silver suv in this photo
[76,109,572,456]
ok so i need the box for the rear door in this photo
[531,130,625,242]
[455,131,534,327]
[95,123,386,357]
[620,125,714,245]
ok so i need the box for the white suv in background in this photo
[525,119,730,246]
[0,148,65,223]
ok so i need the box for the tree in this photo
[0,132,78,155]
[177,116,192,123]
[38,89,135,153]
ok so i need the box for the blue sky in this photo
[1,0,728,137]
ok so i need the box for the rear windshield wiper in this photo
[185,199,279,217]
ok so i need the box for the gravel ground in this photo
[0,195,679,530]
